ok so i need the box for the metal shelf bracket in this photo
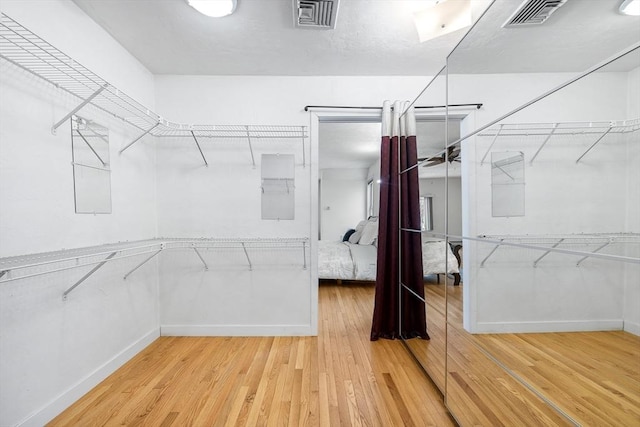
[241,242,253,270]
[119,122,160,155]
[576,241,611,266]
[246,126,256,168]
[51,83,109,135]
[192,246,209,271]
[533,238,565,267]
[576,126,614,163]
[480,239,503,267]
[190,131,208,167]
[123,246,164,280]
[530,123,558,164]
[62,251,117,300]
[480,124,503,165]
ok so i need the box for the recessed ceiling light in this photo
[619,0,640,16]
[187,0,237,18]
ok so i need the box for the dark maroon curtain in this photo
[371,122,429,341]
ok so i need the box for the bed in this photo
[318,219,461,285]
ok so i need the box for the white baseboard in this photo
[161,324,314,336]
[624,320,640,336]
[473,319,623,334]
[19,328,160,427]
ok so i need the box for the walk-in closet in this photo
[1,0,638,426]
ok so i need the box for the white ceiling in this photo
[71,0,639,76]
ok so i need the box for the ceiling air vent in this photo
[503,0,568,27]
[294,0,340,29]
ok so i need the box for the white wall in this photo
[420,178,462,237]
[0,0,158,256]
[455,70,638,333]
[0,2,160,425]
[320,168,368,241]
[153,75,428,336]
[623,66,640,334]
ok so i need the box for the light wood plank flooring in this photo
[407,283,640,426]
[48,283,454,426]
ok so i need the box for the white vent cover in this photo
[294,0,340,29]
[503,0,568,27]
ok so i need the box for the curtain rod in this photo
[303,103,482,112]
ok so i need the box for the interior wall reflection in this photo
[399,1,640,426]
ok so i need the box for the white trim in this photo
[17,328,160,427]
[160,324,313,336]
[624,320,640,336]
[474,319,623,334]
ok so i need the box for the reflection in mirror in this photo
[71,115,111,214]
[420,196,433,231]
[401,66,467,393]
[490,151,524,217]
[261,154,295,220]
[445,1,640,424]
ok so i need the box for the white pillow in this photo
[348,220,368,244]
[348,230,362,244]
[359,220,378,245]
[354,220,367,232]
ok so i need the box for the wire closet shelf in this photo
[477,118,640,164]
[0,13,307,161]
[468,233,640,267]
[0,238,310,298]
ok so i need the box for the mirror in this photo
[491,151,524,217]
[71,115,111,214]
[400,66,455,393]
[261,154,295,220]
[445,0,640,425]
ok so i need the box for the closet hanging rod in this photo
[303,103,482,112]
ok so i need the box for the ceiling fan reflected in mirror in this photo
[419,144,461,167]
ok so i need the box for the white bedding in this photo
[423,241,459,275]
[318,239,459,281]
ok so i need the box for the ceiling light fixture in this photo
[413,0,472,43]
[187,0,237,17]
[619,0,640,16]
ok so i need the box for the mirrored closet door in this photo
[444,0,640,425]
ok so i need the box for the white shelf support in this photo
[51,83,108,134]
[192,247,209,270]
[530,123,558,164]
[123,247,163,280]
[190,131,208,166]
[480,124,503,165]
[301,126,306,168]
[241,242,253,270]
[576,241,611,266]
[575,126,613,163]
[245,126,256,168]
[62,251,117,300]
[302,241,307,270]
[119,122,160,154]
[533,238,565,267]
[480,240,503,267]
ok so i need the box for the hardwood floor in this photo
[406,283,640,426]
[48,283,454,426]
[48,279,639,426]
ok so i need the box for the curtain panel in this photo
[371,101,429,341]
